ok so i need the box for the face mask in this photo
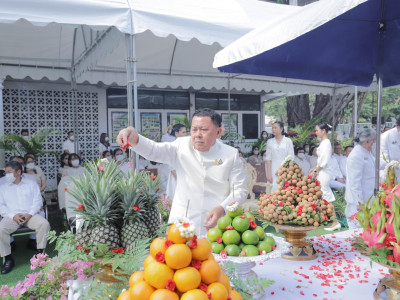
[69,135,75,141]
[298,153,305,159]
[23,136,29,140]
[5,173,16,183]
[262,134,267,138]
[116,154,125,162]
[304,147,309,152]
[106,156,112,162]
[26,162,35,169]
[71,160,79,167]
[254,150,259,155]
[105,137,109,142]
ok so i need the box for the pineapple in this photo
[140,173,162,237]
[118,170,150,249]
[69,160,121,250]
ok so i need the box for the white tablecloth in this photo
[252,229,389,300]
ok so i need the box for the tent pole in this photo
[228,75,231,142]
[353,86,358,137]
[0,77,4,169]
[331,86,336,144]
[71,28,78,155]
[374,77,383,194]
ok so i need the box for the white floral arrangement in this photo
[281,155,294,166]
[99,158,109,165]
[174,217,196,238]
[382,160,400,182]
[227,201,239,212]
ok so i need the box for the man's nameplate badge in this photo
[214,159,223,165]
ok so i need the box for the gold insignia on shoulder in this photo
[214,159,223,165]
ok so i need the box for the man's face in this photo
[5,166,21,181]
[334,145,342,155]
[68,132,74,139]
[344,147,353,157]
[21,132,29,137]
[190,116,221,152]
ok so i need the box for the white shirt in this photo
[380,127,400,178]
[63,139,80,153]
[345,144,375,218]
[330,157,343,179]
[0,173,36,185]
[294,156,310,175]
[308,155,318,169]
[99,143,111,155]
[64,166,86,178]
[0,177,42,219]
[161,133,176,143]
[317,139,334,175]
[133,136,247,236]
[332,153,344,164]
[339,156,348,178]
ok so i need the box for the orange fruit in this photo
[229,290,243,300]
[149,289,179,300]
[144,255,156,268]
[165,244,192,269]
[129,281,155,300]
[167,224,187,244]
[144,261,174,289]
[150,237,168,257]
[218,273,232,293]
[173,267,202,293]
[199,259,221,284]
[129,270,144,287]
[191,238,212,261]
[208,253,215,261]
[207,282,228,300]
[117,290,131,300]
[180,289,209,300]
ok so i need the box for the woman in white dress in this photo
[266,121,295,192]
[345,128,376,229]
[64,153,86,178]
[309,123,338,230]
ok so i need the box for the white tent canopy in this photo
[0,0,360,94]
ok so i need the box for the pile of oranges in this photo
[118,221,243,300]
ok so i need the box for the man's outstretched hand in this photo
[204,206,225,230]
[116,127,139,150]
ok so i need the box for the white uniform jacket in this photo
[380,127,400,179]
[345,144,375,218]
[132,135,248,236]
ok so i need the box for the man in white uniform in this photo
[0,161,50,274]
[345,129,376,229]
[332,144,344,164]
[380,118,400,180]
[62,131,81,157]
[117,109,247,235]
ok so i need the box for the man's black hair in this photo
[5,160,23,173]
[21,129,29,135]
[67,130,74,136]
[344,145,354,152]
[192,108,222,128]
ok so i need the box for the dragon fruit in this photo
[392,242,400,264]
[360,227,387,249]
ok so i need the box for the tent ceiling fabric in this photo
[0,0,358,94]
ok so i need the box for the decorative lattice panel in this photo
[3,88,99,191]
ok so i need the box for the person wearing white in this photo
[113,149,132,175]
[99,133,111,156]
[339,146,353,178]
[117,109,247,236]
[329,157,346,189]
[63,131,81,157]
[345,129,376,229]
[63,154,85,178]
[161,125,176,143]
[332,144,344,164]
[294,147,310,175]
[380,119,400,180]
[266,121,295,192]
[310,123,338,230]
[0,161,50,274]
[307,145,318,169]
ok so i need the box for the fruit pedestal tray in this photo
[373,263,400,300]
[273,224,319,261]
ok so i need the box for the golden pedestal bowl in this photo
[374,264,400,300]
[273,224,319,261]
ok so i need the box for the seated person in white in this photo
[340,145,353,179]
[307,145,318,169]
[0,161,50,274]
[329,156,346,189]
[114,148,132,174]
[63,153,86,178]
[102,150,112,161]
[332,143,344,164]
[294,146,310,175]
